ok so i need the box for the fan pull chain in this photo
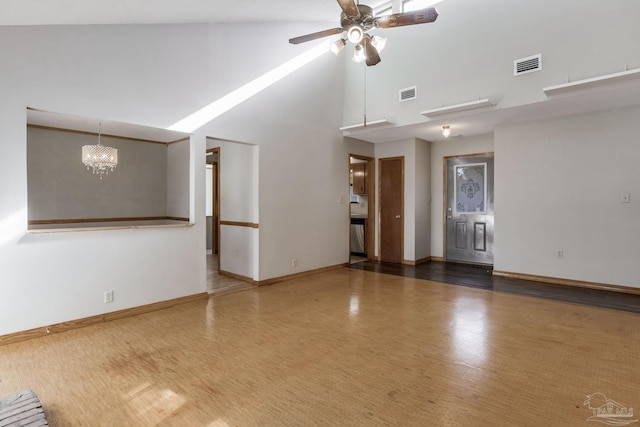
[363,53,367,127]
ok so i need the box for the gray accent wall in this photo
[27,126,168,221]
[167,138,190,219]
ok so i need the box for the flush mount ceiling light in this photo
[289,0,439,67]
[442,125,451,137]
[82,121,118,179]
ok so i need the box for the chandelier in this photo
[82,121,118,179]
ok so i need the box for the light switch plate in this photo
[622,192,631,203]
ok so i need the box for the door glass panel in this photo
[454,163,486,214]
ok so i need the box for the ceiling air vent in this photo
[399,86,417,102]
[514,54,542,76]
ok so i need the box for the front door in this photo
[379,157,403,263]
[445,154,494,265]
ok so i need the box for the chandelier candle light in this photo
[82,121,118,179]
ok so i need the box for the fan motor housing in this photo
[341,4,375,31]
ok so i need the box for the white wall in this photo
[414,138,431,261]
[0,21,343,335]
[194,22,349,281]
[343,0,640,128]
[430,134,495,258]
[0,25,210,336]
[494,107,640,288]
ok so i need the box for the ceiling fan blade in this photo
[363,37,381,66]
[375,7,439,28]
[336,0,360,17]
[289,27,344,44]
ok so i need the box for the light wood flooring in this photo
[207,253,256,296]
[2,267,640,426]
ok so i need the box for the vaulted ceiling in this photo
[0,0,373,25]
[13,0,640,143]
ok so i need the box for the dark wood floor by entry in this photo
[349,260,640,313]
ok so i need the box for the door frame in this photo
[378,156,404,263]
[349,154,376,262]
[442,152,494,263]
[207,147,220,269]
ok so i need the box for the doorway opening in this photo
[349,154,375,265]
[205,143,257,295]
[206,148,221,288]
[206,148,220,257]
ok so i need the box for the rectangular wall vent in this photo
[514,54,542,76]
[399,86,417,102]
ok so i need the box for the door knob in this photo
[395,215,401,219]
[447,215,452,220]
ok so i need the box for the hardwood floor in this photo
[207,253,256,296]
[2,267,640,426]
[350,260,640,313]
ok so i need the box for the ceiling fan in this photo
[289,0,439,66]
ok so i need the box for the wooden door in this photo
[379,157,403,263]
[445,154,494,265]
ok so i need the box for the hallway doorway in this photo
[206,148,219,260]
[206,146,255,295]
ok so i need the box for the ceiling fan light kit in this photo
[330,38,347,55]
[289,0,439,66]
[370,35,387,52]
[347,25,364,44]
[353,44,366,63]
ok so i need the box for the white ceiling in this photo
[14,1,640,143]
[0,0,371,26]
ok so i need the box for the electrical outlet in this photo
[104,290,114,304]
[292,258,297,268]
[556,249,564,259]
[234,249,240,257]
